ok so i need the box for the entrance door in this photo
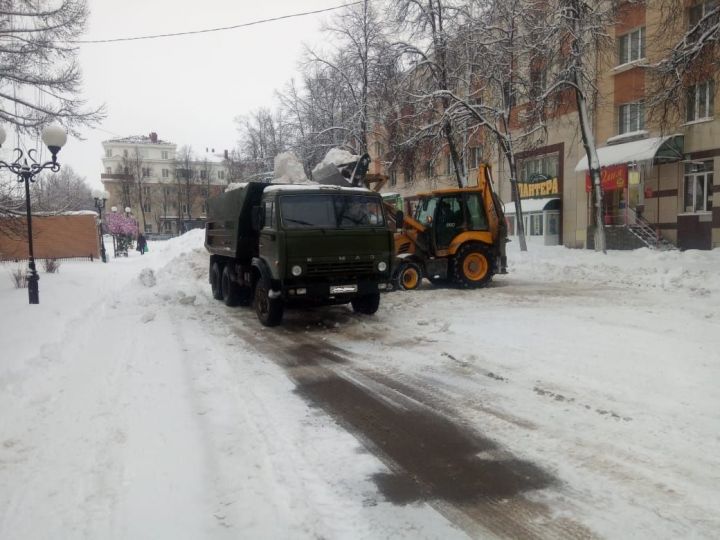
[544,211,560,245]
[434,196,464,250]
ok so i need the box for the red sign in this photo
[585,164,628,193]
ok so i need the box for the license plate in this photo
[330,284,358,294]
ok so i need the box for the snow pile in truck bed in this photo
[311,148,359,177]
[273,151,310,184]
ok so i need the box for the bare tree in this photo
[389,0,470,188]
[649,2,719,125]
[235,108,288,179]
[32,166,93,211]
[174,145,197,225]
[121,147,149,230]
[0,0,104,135]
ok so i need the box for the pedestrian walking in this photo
[136,233,147,255]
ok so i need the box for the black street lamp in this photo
[93,194,108,263]
[0,124,68,304]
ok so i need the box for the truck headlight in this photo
[378,261,388,272]
[291,265,303,276]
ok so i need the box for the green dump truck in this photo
[205,182,394,326]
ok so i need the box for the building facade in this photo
[374,1,719,250]
[101,133,231,236]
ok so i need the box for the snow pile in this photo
[273,151,310,184]
[507,242,720,295]
[225,182,248,192]
[311,148,359,178]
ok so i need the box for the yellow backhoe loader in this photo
[366,164,508,290]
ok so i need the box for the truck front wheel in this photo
[222,266,242,306]
[254,279,284,326]
[351,293,380,315]
[211,262,223,300]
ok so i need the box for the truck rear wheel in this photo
[222,266,241,306]
[211,262,223,300]
[254,279,284,326]
[395,261,422,290]
[453,244,494,288]
[351,293,380,315]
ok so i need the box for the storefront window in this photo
[520,154,559,181]
[683,162,714,212]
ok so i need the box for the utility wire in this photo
[69,2,362,44]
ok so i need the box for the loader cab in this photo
[415,191,489,252]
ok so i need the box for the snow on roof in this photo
[225,182,248,193]
[105,135,174,145]
[504,197,559,214]
[264,184,371,194]
[574,135,683,172]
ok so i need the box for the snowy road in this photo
[1,232,719,539]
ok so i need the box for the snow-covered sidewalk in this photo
[1,233,719,538]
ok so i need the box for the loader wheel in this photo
[395,261,422,290]
[351,293,380,315]
[254,279,284,327]
[222,266,240,306]
[211,262,223,300]
[453,244,494,288]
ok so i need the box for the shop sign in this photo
[517,175,560,199]
[585,164,628,193]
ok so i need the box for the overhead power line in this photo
[69,2,362,44]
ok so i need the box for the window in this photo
[200,170,208,180]
[105,167,111,174]
[123,167,129,175]
[689,1,718,28]
[530,213,544,235]
[122,184,130,196]
[466,194,488,230]
[414,197,437,225]
[263,201,274,229]
[218,170,225,180]
[105,149,112,158]
[530,66,547,97]
[163,221,172,232]
[618,102,645,134]
[519,154,558,181]
[142,201,151,213]
[181,203,188,215]
[142,186,151,198]
[123,149,128,158]
[144,224,152,233]
[445,157,454,176]
[162,168,169,178]
[686,80,715,121]
[618,27,645,65]
[279,195,385,229]
[142,167,151,177]
[425,161,435,179]
[390,170,397,186]
[683,161,714,212]
[403,168,414,185]
[161,151,169,160]
[374,142,384,160]
[467,147,482,170]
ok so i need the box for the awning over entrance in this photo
[574,135,684,172]
[503,197,560,215]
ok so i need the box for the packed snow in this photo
[311,148,359,178]
[1,233,719,539]
[273,151,311,184]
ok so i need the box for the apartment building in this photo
[375,0,719,250]
[101,133,230,236]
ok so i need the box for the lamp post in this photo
[0,124,67,304]
[93,193,108,263]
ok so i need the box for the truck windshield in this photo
[279,194,385,229]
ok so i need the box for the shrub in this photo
[43,258,61,273]
[11,267,28,289]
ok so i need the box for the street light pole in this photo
[0,124,68,304]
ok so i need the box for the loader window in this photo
[415,197,437,225]
[435,196,464,248]
[466,194,489,230]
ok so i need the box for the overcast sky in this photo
[62,0,344,191]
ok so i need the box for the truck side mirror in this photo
[395,210,404,226]
[251,206,265,231]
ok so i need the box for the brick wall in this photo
[0,214,99,261]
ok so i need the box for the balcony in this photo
[101,173,133,181]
